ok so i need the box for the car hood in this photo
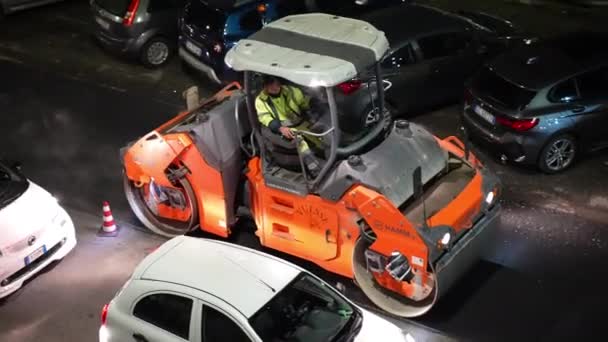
[355,308,407,342]
[0,181,58,247]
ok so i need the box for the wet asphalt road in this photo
[1,1,607,341]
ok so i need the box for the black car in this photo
[360,4,529,116]
[462,31,608,173]
[91,0,185,68]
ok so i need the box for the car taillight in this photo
[101,304,109,325]
[123,0,140,26]
[496,116,538,132]
[337,80,362,95]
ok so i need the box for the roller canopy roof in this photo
[225,13,390,87]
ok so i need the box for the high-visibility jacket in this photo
[255,85,310,133]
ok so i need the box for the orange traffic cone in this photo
[97,201,119,237]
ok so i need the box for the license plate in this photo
[474,105,495,124]
[96,16,110,30]
[185,40,202,56]
[25,245,47,265]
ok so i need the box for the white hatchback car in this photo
[0,160,77,299]
[100,236,414,342]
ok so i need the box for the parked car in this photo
[358,4,530,116]
[0,159,76,299]
[99,236,413,342]
[462,31,608,173]
[178,0,406,84]
[178,0,281,84]
[91,0,185,68]
[0,0,64,17]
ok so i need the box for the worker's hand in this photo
[279,126,295,140]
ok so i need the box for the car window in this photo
[250,273,356,341]
[202,305,250,342]
[239,9,263,32]
[148,0,183,12]
[418,32,471,60]
[550,79,579,103]
[381,44,415,70]
[472,67,537,110]
[133,293,193,339]
[577,67,608,100]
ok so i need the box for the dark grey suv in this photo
[91,0,184,68]
[462,32,608,173]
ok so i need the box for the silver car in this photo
[462,32,608,173]
[91,0,185,68]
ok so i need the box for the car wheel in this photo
[140,37,172,68]
[538,134,577,174]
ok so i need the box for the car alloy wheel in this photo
[542,136,576,173]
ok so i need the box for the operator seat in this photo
[260,126,302,172]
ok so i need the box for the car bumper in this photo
[0,206,77,299]
[95,30,139,56]
[461,107,541,164]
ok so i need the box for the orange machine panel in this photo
[245,158,362,278]
[179,146,230,238]
[124,132,191,188]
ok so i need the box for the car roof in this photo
[132,236,300,318]
[488,31,608,90]
[225,13,390,87]
[361,4,470,43]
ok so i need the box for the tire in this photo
[538,134,577,174]
[123,173,199,237]
[140,36,173,68]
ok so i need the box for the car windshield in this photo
[249,273,361,342]
[0,162,28,209]
[473,67,537,110]
[95,0,130,16]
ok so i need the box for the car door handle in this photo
[572,105,586,113]
[133,333,149,342]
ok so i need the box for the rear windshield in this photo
[95,0,130,16]
[473,67,537,110]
